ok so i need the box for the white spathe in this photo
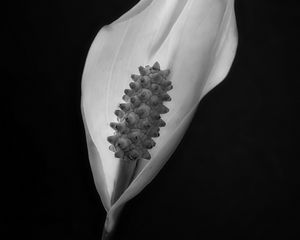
[81,0,237,234]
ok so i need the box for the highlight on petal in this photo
[81,0,237,237]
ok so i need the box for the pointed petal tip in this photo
[111,0,154,26]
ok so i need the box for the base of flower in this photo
[111,158,138,205]
[101,203,125,240]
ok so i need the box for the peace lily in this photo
[81,0,237,239]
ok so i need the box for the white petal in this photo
[82,0,237,232]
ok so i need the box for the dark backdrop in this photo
[4,1,299,240]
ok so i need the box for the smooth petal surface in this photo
[81,0,237,234]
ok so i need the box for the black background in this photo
[4,0,299,239]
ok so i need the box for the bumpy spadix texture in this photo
[107,62,172,162]
[81,0,237,236]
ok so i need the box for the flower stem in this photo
[101,227,112,240]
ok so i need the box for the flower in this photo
[81,0,237,238]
